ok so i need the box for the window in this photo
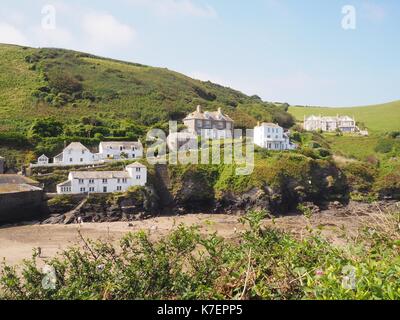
[70,158,73,162]
[102,179,108,184]
[79,179,84,184]
[136,175,141,180]
[117,186,122,191]
[117,178,121,183]
[120,146,123,151]
[89,187,95,192]
[82,150,85,154]
[103,186,107,193]
[136,168,141,172]
[80,187,86,193]
[122,178,127,183]
[80,158,83,162]
[89,179,94,184]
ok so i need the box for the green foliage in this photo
[1,210,398,300]
[28,118,64,139]
[342,162,378,193]
[375,138,395,154]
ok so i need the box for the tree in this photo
[28,118,64,139]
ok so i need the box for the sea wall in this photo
[0,189,47,224]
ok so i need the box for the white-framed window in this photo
[117,178,121,183]
[89,179,94,184]
[89,187,95,192]
[79,179,84,184]
[80,187,86,193]
[70,158,73,162]
[102,179,108,184]
[82,150,85,154]
[136,175,141,180]
[122,178,127,183]
[117,186,122,191]
[80,158,83,162]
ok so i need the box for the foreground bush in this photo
[1,211,399,300]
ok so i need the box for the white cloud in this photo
[82,12,137,52]
[127,0,217,18]
[362,2,386,22]
[0,23,30,46]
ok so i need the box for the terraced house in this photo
[303,115,357,133]
[183,105,234,140]
[57,163,147,194]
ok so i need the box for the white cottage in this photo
[57,162,147,194]
[37,154,49,165]
[53,142,97,166]
[98,141,143,160]
[254,123,297,151]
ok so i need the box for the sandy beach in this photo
[0,211,372,267]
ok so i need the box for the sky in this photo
[0,0,399,107]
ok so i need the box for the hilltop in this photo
[289,101,400,134]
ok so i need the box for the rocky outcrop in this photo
[42,186,160,225]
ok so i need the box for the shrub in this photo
[0,210,398,300]
[375,139,394,154]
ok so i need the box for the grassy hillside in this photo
[0,44,292,132]
[289,101,400,134]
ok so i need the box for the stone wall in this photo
[0,157,4,174]
[0,189,47,224]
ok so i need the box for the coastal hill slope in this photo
[0,43,293,133]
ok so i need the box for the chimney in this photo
[197,105,202,113]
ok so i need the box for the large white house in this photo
[254,123,297,151]
[57,162,147,194]
[53,142,98,166]
[303,115,357,133]
[98,141,143,160]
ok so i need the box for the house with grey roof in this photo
[56,162,147,194]
[98,141,143,160]
[303,115,358,133]
[183,105,234,140]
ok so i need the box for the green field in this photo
[289,101,400,134]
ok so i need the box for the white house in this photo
[98,141,143,160]
[37,154,49,166]
[304,115,358,133]
[53,142,98,166]
[254,123,297,151]
[57,162,147,194]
